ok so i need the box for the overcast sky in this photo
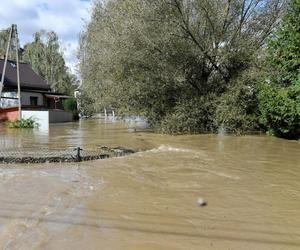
[0,0,92,73]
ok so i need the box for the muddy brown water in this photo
[0,119,300,249]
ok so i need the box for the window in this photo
[30,96,38,106]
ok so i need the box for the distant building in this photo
[0,59,72,123]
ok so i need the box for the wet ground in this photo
[0,119,300,249]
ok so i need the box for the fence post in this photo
[74,147,83,162]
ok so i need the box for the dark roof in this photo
[0,59,51,91]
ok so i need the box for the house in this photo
[0,59,73,123]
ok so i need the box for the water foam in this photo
[150,145,193,153]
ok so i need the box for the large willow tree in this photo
[79,0,286,132]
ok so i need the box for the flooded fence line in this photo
[0,146,136,164]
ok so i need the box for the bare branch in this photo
[222,0,232,35]
[171,0,222,74]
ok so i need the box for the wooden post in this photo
[74,147,83,162]
[13,24,22,120]
[0,25,13,100]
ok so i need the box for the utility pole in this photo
[0,24,22,119]
[13,24,22,119]
[0,25,13,99]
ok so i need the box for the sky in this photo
[0,0,92,74]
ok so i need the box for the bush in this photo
[6,118,37,129]
[77,90,95,117]
[258,80,300,138]
[214,80,260,134]
[63,98,79,120]
[159,95,217,134]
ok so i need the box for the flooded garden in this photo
[0,119,299,249]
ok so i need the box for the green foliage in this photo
[267,0,300,86]
[0,28,24,61]
[6,118,37,129]
[63,98,77,112]
[63,98,79,120]
[77,90,96,117]
[258,80,300,138]
[0,29,10,57]
[79,0,286,134]
[259,0,300,139]
[0,29,77,95]
[159,95,218,134]
[214,71,261,134]
[22,31,77,94]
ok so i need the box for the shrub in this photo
[258,80,300,138]
[159,95,217,134]
[6,118,37,129]
[63,98,79,120]
[214,81,260,134]
[76,90,95,117]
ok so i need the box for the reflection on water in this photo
[0,119,300,249]
[36,117,50,132]
[0,119,152,150]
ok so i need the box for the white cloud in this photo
[0,0,92,73]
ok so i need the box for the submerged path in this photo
[0,120,300,249]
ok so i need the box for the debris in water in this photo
[197,198,207,207]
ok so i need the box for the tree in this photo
[23,31,76,94]
[0,28,23,61]
[79,0,286,132]
[22,32,45,77]
[267,0,300,86]
[259,0,300,138]
[0,29,10,57]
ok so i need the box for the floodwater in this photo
[0,119,300,249]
